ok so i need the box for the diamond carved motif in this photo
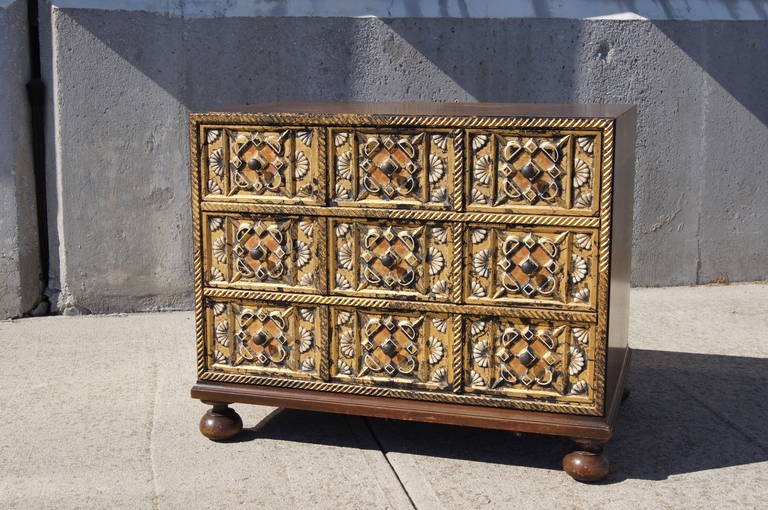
[332,219,454,301]
[332,308,453,389]
[234,307,291,366]
[466,318,589,398]
[206,300,323,379]
[332,129,457,209]
[359,134,423,200]
[360,316,422,377]
[230,131,290,194]
[361,226,423,289]
[467,225,596,309]
[205,128,321,202]
[496,232,566,299]
[233,220,291,281]
[497,137,568,205]
[468,131,599,214]
[493,325,564,389]
[205,214,323,293]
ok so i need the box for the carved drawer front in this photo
[467,130,600,215]
[204,213,327,294]
[465,316,595,402]
[201,126,325,204]
[465,224,597,310]
[205,298,327,380]
[330,218,459,302]
[331,128,461,210]
[331,306,456,392]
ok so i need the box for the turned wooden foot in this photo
[563,440,610,482]
[199,402,242,441]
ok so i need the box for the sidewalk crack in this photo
[362,417,417,510]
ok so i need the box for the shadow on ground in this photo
[230,349,768,483]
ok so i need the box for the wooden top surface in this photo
[202,101,635,119]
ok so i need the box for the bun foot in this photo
[563,440,610,482]
[199,403,243,441]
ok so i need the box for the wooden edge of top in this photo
[189,101,635,121]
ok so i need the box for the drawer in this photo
[330,306,456,392]
[464,223,598,311]
[329,217,460,302]
[203,212,327,294]
[201,126,325,205]
[467,130,600,216]
[330,128,461,210]
[205,298,327,380]
[464,316,595,402]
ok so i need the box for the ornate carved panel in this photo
[204,213,326,294]
[467,130,599,215]
[331,307,455,390]
[329,218,459,301]
[191,107,627,418]
[201,126,325,204]
[465,317,594,400]
[206,298,327,380]
[331,129,461,210]
[465,224,597,310]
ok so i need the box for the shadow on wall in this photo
[228,349,768,483]
[57,11,768,289]
[379,17,767,126]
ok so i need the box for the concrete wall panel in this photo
[41,5,768,312]
[0,0,42,319]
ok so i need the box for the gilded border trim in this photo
[203,287,596,322]
[191,112,613,131]
[592,122,615,415]
[198,369,598,415]
[199,202,600,228]
[191,122,206,377]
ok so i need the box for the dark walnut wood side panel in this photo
[190,103,635,481]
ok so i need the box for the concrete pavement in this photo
[1,284,767,508]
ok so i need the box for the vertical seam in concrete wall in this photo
[49,5,69,308]
[27,0,49,306]
[695,21,708,284]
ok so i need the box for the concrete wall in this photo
[0,0,42,319]
[36,1,768,313]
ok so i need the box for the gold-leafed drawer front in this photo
[203,212,327,294]
[330,306,456,391]
[464,316,595,402]
[329,217,459,302]
[467,130,600,215]
[205,298,327,380]
[331,128,460,210]
[465,223,597,311]
[201,126,325,205]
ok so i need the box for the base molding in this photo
[191,346,631,443]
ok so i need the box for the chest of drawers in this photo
[189,102,635,482]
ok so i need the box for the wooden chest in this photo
[190,102,635,481]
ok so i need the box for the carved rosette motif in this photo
[465,317,594,398]
[331,129,459,209]
[468,131,598,214]
[207,299,324,379]
[330,219,455,301]
[466,225,597,309]
[202,127,323,203]
[331,308,453,390]
[205,214,325,293]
